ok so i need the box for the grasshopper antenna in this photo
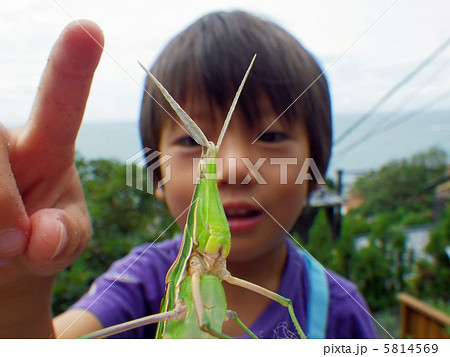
[138,61,210,148]
[216,54,257,151]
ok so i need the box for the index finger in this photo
[21,20,104,154]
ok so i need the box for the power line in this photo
[335,56,450,158]
[363,56,450,138]
[372,89,450,134]
[334,35,450,146]
[336,88,450,159]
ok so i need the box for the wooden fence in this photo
[398,293,450,338]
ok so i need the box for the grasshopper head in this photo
[198,143,218,180]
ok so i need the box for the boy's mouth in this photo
[223,204,262,232]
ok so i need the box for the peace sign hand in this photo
[0,20,103,337]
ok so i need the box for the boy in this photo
[0,11,376,338]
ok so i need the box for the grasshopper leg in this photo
[224,275,307,339]
[190,271,233,339]
[79,305,187,339]
[225,310,258,339]
[191,271,258,338]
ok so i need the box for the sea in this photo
[75,111,450,189]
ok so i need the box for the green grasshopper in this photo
[82,55,306,339]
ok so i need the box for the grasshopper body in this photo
[157,146,232,338]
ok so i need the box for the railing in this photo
[398,293,450,339]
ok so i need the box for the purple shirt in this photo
[70,237,377,338]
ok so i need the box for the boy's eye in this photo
[257,131,288,143]
[175,136,200,147]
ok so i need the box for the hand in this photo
[0,20,103,281]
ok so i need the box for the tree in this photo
[348,147,447,221]
[409,206,450,299]
[332,215,369,279]
[330,148,448,312]
[351,213,411,311]
[305,209,334,266]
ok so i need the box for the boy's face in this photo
[157,98,310,263]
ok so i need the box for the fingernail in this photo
[51,221,68,259]
[0,228,27,255]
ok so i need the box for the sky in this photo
[0,0,449,172]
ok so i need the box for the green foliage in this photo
[328,147,449,312]
[350,214,412,311]
[408,206,450,300]
[425,298,450,316]
[372,307,401,338]
[349,147,447,221]
[315,148,450,312]
[305,209,334,266]
[352,243,392,310]
[332,215,368,278]
[53,155,178,315]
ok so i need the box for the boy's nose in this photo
[216,138,254,186]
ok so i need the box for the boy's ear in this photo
[155,187,165,201]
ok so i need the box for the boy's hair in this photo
[140,10,332,192]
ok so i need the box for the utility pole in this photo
[334,169,343,239]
